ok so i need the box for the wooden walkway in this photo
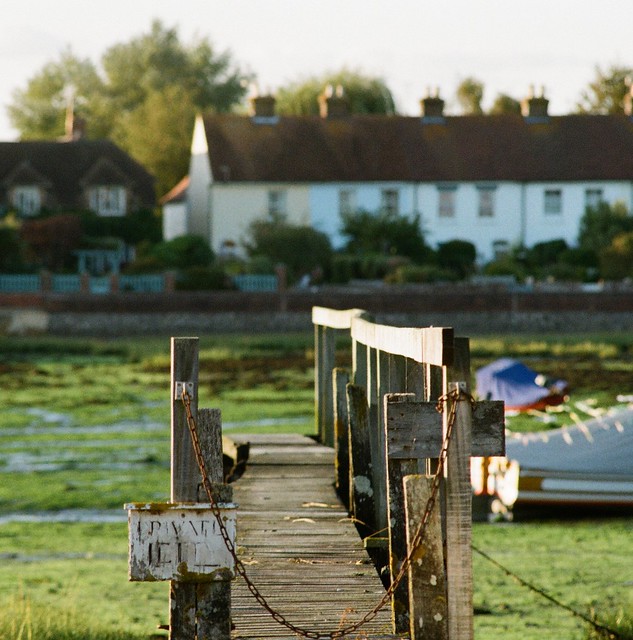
[229,433,407,640]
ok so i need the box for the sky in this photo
[1,0,631,140]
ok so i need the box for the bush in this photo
[386,263,458,284]
[437,239,476,278]
[578,201,633,254]
[330,254,357,283]
[483,257,526,280]
[341,209,432,263]
[599,231,633,279]
[78,209,162,245]
[524,239,568,267]
[245,220,332,283]
[20,214,83,270]
[0,227,26,272]
[151,235,214,269]
[175,265,231,290]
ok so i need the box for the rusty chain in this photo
[181,386,467,639]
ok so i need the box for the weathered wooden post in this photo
[126,337,235,640]
[389,382,505,640]
[346,383,376,539]
[333,367,351,508]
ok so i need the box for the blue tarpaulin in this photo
[476,358,567,411]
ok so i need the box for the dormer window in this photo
[12,186,41,216]
[89,186,126,216]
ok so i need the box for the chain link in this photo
[181,387,466,638]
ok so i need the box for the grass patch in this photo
[0,523,166,638]
[1,332,633,637]
[473,519,633,639]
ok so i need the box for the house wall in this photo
[188,117,212,242]
[418,182,524,262]
[210,183,310,254]
[162,202,188,241]
[199,178,633,262]
[523,182,633,249]
[310,182,417,249]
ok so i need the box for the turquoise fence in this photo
[120,274,165,293]
[0,274,167,294]
[233,274,278,292]
[0,273,278,294]
[0,274,41,293]
[52,274,82,293]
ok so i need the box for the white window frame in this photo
[267,189,287,220]
[585,188,603,211]
[90,186,127,216]
[477,186,496,218]
[338,188,356,216]
[12,185,41,216]
[544,189,562,215]
[381,188,399,216]
[438,186,456,218]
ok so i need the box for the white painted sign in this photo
[126,502,236,582]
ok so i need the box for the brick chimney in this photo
[318,85,350,118]
[250,94,277,118]
[420,88,445,119]
[63,86,86,140]
[521,85,549,119]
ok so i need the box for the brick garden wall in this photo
[1,284,633,336]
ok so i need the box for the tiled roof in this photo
[159,175,189,205]
[202,113,633,183]
[0,140,155,209]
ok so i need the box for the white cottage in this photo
[177,90,633,262]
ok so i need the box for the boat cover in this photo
[476,358,567,411]
[500,408,633,506]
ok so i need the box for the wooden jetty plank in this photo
[230,434,408,640]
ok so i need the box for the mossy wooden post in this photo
[314,323,335,447]
[170,337,231,640]
[445,338,474,640]
[333,368,350,508]
[384,392,418,633]
[195,409,232,640]
[346,383,376,538]
[404,475,447,640]
[170,337,199,640]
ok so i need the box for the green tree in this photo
[578,201,633,254]
[576,64,633,114]
[116,86,196,196]
[341,209,431,263]
[245,220,332,283]
[101,20,247,116]
[275,68,396,115]
[7,49,109,140]
[489,93,522,115]
[456,77,484,115]
[599,232,633,279]
[7,20,250,194]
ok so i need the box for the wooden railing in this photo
[312,306,505,640]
